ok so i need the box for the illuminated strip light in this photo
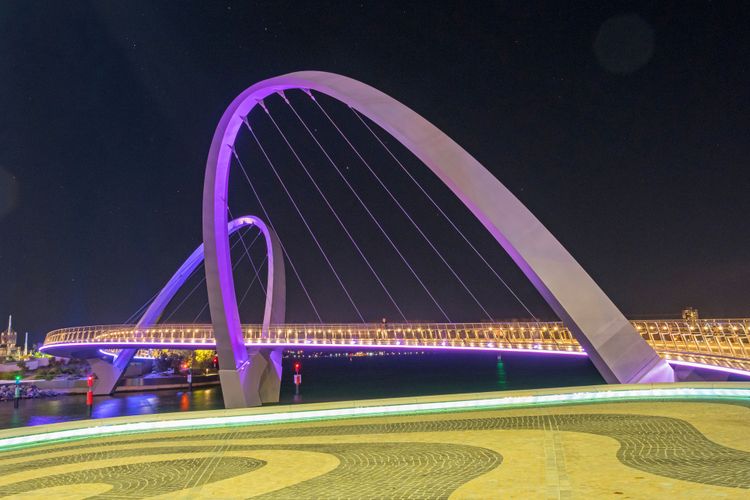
[41,342,588,357]
[669,359,750,377]
[43,343,750,378]
[98,349,152,361]
[0,387,748,451]
[43,344,750,376]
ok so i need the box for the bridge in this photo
[40,71,746,408]
[41,319,750,377]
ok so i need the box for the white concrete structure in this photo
[203,71,672,408]
[90,215,285,398]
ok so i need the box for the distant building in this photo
[682,307,699,322]
[0,328,18,359]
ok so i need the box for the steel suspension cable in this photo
[237,255,269,307]
[163,271,207,322]
[350,107,540,322]
[258,98,407,323]
[296,95,492,320]
[227,206,267,297]
[244,109,365,323]
[123,289,162,324]
[192,232,260,322]
[276,93,450,322]
[230,144,323,323]
[304,93,494,321]
[130,229,253,324]
[164,228,261,323]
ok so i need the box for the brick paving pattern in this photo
[0,457,265,498]
[0,401,748,497]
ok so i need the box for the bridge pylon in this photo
[219,348,283,407]
[88,352,135,395]
[86,215,284,400]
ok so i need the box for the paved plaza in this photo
[0,386,748,498]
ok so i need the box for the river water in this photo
[1,351,604,429]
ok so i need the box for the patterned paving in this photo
[258,443,502,499]
[0,442,500,499]
[0,457,265,498]
[0,400,748,498]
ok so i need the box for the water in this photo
[280,351,603,401]
[0,351,604,429]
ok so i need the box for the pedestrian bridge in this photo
[41,318,750,377]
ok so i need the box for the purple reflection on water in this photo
[5,352,744,431]
[26,415,70,426]
[0,387,225,430]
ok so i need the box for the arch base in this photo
[628,355,675,383]
[88,348,137,396]
[219,348,283,408]
[673,366,729,382]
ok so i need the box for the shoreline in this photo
[0,375,220,396]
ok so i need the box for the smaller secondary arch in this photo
[90,215,285,395]
[137,215,285,333]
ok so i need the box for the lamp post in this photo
[187,355,193,391]
[86,375,94,417]
[293,361,302,395]
[13,374,21,409]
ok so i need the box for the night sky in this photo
[1,2,748,343]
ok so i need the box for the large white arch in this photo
[203,71,673,408]
[90,215,285,396]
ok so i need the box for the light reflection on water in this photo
[1,351,605,429]
[0,388,225,429]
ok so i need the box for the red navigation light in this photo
[87,375,94,388]
[294,362,301,374]
[212,356,219,369]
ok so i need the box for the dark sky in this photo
[1,1,748,343]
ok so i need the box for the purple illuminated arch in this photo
[91,215,284,396]
[203,71,672,407]
[138,214,284,333]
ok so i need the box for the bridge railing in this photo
[43,319,750,361]
[632,319,750,358]
[253,322,581,354]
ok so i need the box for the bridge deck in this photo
[41,319,750,376]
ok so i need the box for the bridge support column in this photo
[219,348,283,408]
[87,348,137,395]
